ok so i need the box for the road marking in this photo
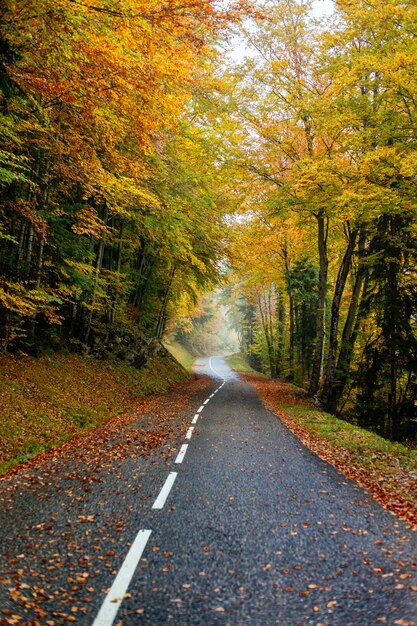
[175,443,188,464]
[152,472,178,509]
[209,356,223,378]
[92,528,151,626]
[186,426,194,439]
[192,413,199,424]
[197,405,205,413]
[203,399,209,405]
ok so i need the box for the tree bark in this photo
[107,220,124,324]
[284,250,295,380]
[276,284,285,376]
[333,228,368,412]
[321,225,358,411]
[84,203,108,342]
[154,266,176,341]
[257,290,276,378]
[309,210,328,397]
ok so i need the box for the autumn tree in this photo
[0,0,243,350]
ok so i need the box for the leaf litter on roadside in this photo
[0,376,212,624]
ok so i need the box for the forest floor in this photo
[240,372,417,529]
[0,351,190,475]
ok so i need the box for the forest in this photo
[1,0,417,443]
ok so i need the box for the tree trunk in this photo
[309,210,328,397]
[333,228,368,411]
[26,222,34,273]
[257,290,276,377]
[387,216,399,439]
[284,251,295,380]
[84,203,108,342]
[130,238,150,308]
[154,266,176,341]
[30,235,45,340]
[16,220,28,280]
[276,285,285,376]
[321,226,358,411]
[107,220,124,324]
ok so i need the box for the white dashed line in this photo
[92,529,152,626]
[93,357,231,626]
[175,443,188,464]
[152,472,178,510]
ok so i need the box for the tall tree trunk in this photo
[387,216,398,439]
[276,284,285,376]
[26,222,34,273]
[257,290,276,377]
[321,225,358,411]
[284,250,295,380]
[30,235,45,340]
[309,210,328,397]
[130,238,150,308]
[84,203,108,342]
[16,220,28,280]
[154,266,175,341]
[268,289,277,377]
[333,228,368,411]
[107,220,124,324]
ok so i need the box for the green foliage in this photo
[221,0,417,441]
[0,0,231,352]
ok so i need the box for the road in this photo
[0,356,416,626]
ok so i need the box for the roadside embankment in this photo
[164,340,198,371]
[0,350,189,474]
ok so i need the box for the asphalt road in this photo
[1,356,417,626]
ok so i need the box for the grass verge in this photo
[164,340,197,371]
[225,353,261,374]
[0,351,189,474]
[241,373,417,529]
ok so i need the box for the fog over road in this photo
[1,357,416,625]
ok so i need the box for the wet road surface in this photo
[1,356,416,625]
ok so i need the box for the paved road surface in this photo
[1,356,416,625]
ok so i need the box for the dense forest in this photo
[0,0,241,355]
[1,0,417,443]
[221,0,417,443]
